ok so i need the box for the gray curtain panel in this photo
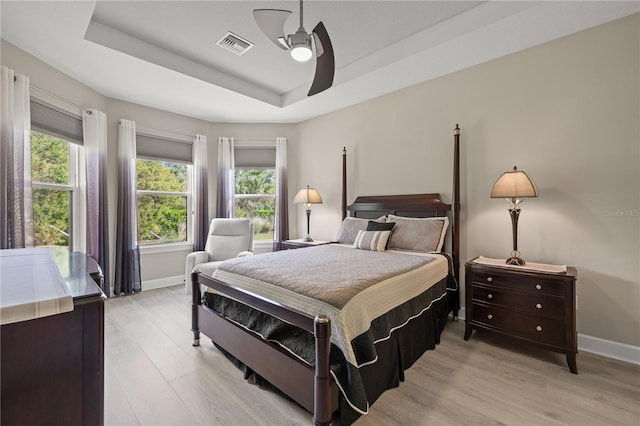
[1,66,34,249]
[193,134,209,251]
[216,137,235,218]
[273,137,289,250]
[114,119,141,294]
[83,109,110,296]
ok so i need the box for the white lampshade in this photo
[490,166,538,201]
[294,186,323,204]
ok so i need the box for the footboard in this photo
[191,272,339,426]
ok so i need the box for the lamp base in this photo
[303,236,314,242]
[506,256,525,266]
[506,250,525,266]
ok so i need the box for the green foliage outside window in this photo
[136,159,188,245]
[31,132,71,248]
[235,169,276,240]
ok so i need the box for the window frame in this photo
[234,166,276,248]
[135,157,194,248]
[30,131,84,252]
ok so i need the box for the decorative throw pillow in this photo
[366,221,395,232]
[386,215,449,252]
[366,221,395,249]
[335,216,386,245]
[353,230,391,252]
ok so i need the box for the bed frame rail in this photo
[192,273,338,425]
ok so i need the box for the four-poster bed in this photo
[191,125,461,425]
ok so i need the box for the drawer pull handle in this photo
[536,303,542,309]
[536,325,543,332]
[487,294,493,299]
[487,314,493,320]
[535,284,542,290]
[487,277,493,283]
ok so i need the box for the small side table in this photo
[464,257,578,373]
[280,239,332,250]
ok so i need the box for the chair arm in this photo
[236,251,254,258]
[185,251,210,294]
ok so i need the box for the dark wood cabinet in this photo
[1,252,105,425]
[464,258,578,373]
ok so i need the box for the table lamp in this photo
[490,166,538,266]
[294,185,323,242]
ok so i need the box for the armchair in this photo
[185,218,254,294]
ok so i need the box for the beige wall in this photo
[2,13,638,347]
[295,14,640,347]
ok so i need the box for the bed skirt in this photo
[205,279,450,425]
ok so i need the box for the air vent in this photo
[216,31,254,55]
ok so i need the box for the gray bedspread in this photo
[207,244,450,415]
[216,244,436,309]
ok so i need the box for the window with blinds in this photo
[135,133,193,245]
[30,96,83,251]
[234,144,276,242]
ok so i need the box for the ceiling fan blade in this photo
[308,22,334,96]
[253,9,292,50]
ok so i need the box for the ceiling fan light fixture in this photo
[289,28,312,62]
[291,43,312,62]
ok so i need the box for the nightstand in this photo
[464,258,578,373]
[280,239,332,250]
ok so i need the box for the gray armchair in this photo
[185,218,254,294]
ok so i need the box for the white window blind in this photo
[234,146,276,168]
[30,97,83,145]
[136,134,192,164]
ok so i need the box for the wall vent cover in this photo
[216,32,254,55]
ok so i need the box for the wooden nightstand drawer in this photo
[464,259,578,373]
[471,270,565,297]
[472,304,566,345]
[471,285,565,318]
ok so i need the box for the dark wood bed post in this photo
[342,147,347,220]
[314,315,332,426]
[191,272,201,347]
[452,124,461,302]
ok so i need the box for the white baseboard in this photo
[578,334,640,365]
[142,275,183,291]
[454,307,639,365]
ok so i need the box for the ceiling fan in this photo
[253,0,335,96]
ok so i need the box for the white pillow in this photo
[386,215,449,252]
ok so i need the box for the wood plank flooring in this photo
[105,285,639,425]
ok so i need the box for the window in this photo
[30,93,85,253]
[234,169,276,241]
[136,159,191,245]
[31,131,79,250]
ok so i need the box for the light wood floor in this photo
[105,285,640,425]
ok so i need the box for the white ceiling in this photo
[1,1,638,123]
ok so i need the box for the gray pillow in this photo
[386,215,449,252]
[335,216,385,244]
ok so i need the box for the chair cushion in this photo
[205,218,253,261]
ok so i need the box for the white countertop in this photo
[0,248,74,325]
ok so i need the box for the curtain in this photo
[193,134,208,251]
[1,66,33,249]
[114,119,141,294]
[83,109,110,296]
[216,137,235,218]
[273,137,289,251]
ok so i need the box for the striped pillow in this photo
[352,230,391,252]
